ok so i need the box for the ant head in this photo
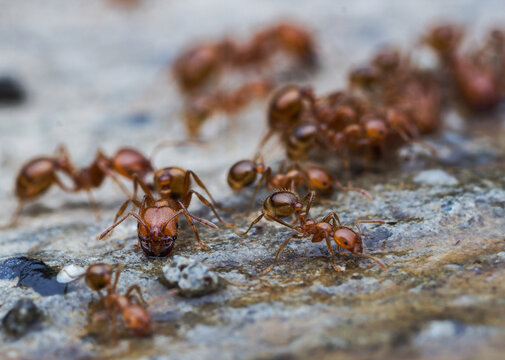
[333,227,363,254]
[227,160,258,190]
[139,234,177,257]
[425,24,463,55]
[372,48,400,72]
[264,190,299,217]
[306,167,332,193]
[363,116,388,141]
[122,305,152,337]
[85,263,114,291]
[348,66,380,90]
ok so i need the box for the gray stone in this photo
[162,256,221,297]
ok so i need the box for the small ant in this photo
[114,165,234,228]
[228,156,371,212]
[67,263,152,337]
[0,146,152,229]
[261,207,386,274]
[183,80,272,136]
[258,84,316,151]
[99,180,219,256]
[237,190,314,236]
[425,24,501,111]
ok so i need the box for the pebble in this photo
[162,256,221,297]
[413,169,459,186]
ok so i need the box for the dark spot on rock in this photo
[0,257,69,296]
[0,76,26,105]
[126,112,152,126]
[366,227,393,246]
[2,298,43,337]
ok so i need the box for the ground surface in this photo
[1,1,505,359]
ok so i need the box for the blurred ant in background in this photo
[65,263,152,337]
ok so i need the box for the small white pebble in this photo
[413,169,459,186]
[56,264,85,283]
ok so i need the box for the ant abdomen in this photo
[264,191,301,217]
[227,160,258,190]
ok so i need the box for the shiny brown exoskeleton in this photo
[114,165,233,230]
[82,263,152,337]
[237,190,313,236]
[258,84,316,151]
[0,146,71,229]
[259,205,387,274]
[227,157,371,213]
[0,146,153,229]
[100,186,218,257]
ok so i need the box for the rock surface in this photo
[1,0,505,359]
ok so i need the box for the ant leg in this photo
[353,220,388,269]
[256,129,274,155]
[334,179,372,200]
[325,212,343,227]
[86,191,102,221]
[324,236,342,272]
[111,263,122,294]
[245,167,271,214]
[97,163,132,198]
[300,191,316,214]
[260,234,302,275]
[99,212,149,239]
[185,171,221,209]
[396,128,438,156]
[0,201,24,229]
[176,200,217,250]
[150,138,206,161]
[113,199,141,223]
[52,173,74,192]
[236,213,265,236]
[184,190,235,228]
[125,285,148,307]
[132,174,154,199]
[264,213,301,231]
[354,220,386,235]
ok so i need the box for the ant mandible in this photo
[67,263,152,337]
[258,196,387,274]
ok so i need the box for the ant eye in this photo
[344,241,348,245]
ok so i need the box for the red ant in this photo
[66,263,152,337]
[99,175,220,256]
[0,146,152,229]
[183,80,272,136]
[261,206,386,274]
[425,24,501,111]
[237,190,386,273]
[228,155,371,212]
